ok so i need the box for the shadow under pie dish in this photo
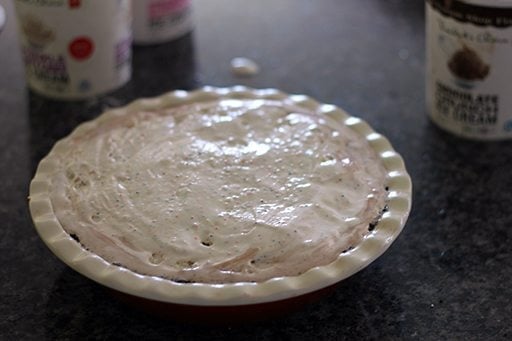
[29,86,412,320]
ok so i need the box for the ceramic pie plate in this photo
[29,86,412,321]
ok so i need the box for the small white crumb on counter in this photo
[230,57,260,77]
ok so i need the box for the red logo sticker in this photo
[69,0,81,8]
[69,37,94,61]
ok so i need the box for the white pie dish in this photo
[28,86,412,317]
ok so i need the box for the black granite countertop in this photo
[1,0,511,339]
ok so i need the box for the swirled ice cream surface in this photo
[49,99,388,283]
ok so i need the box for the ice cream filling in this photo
[49,99,388,283]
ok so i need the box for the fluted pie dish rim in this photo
[28,86,412,307]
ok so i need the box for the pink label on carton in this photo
[149,0,189,18]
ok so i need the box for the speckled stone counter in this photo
[1,0,511,339]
